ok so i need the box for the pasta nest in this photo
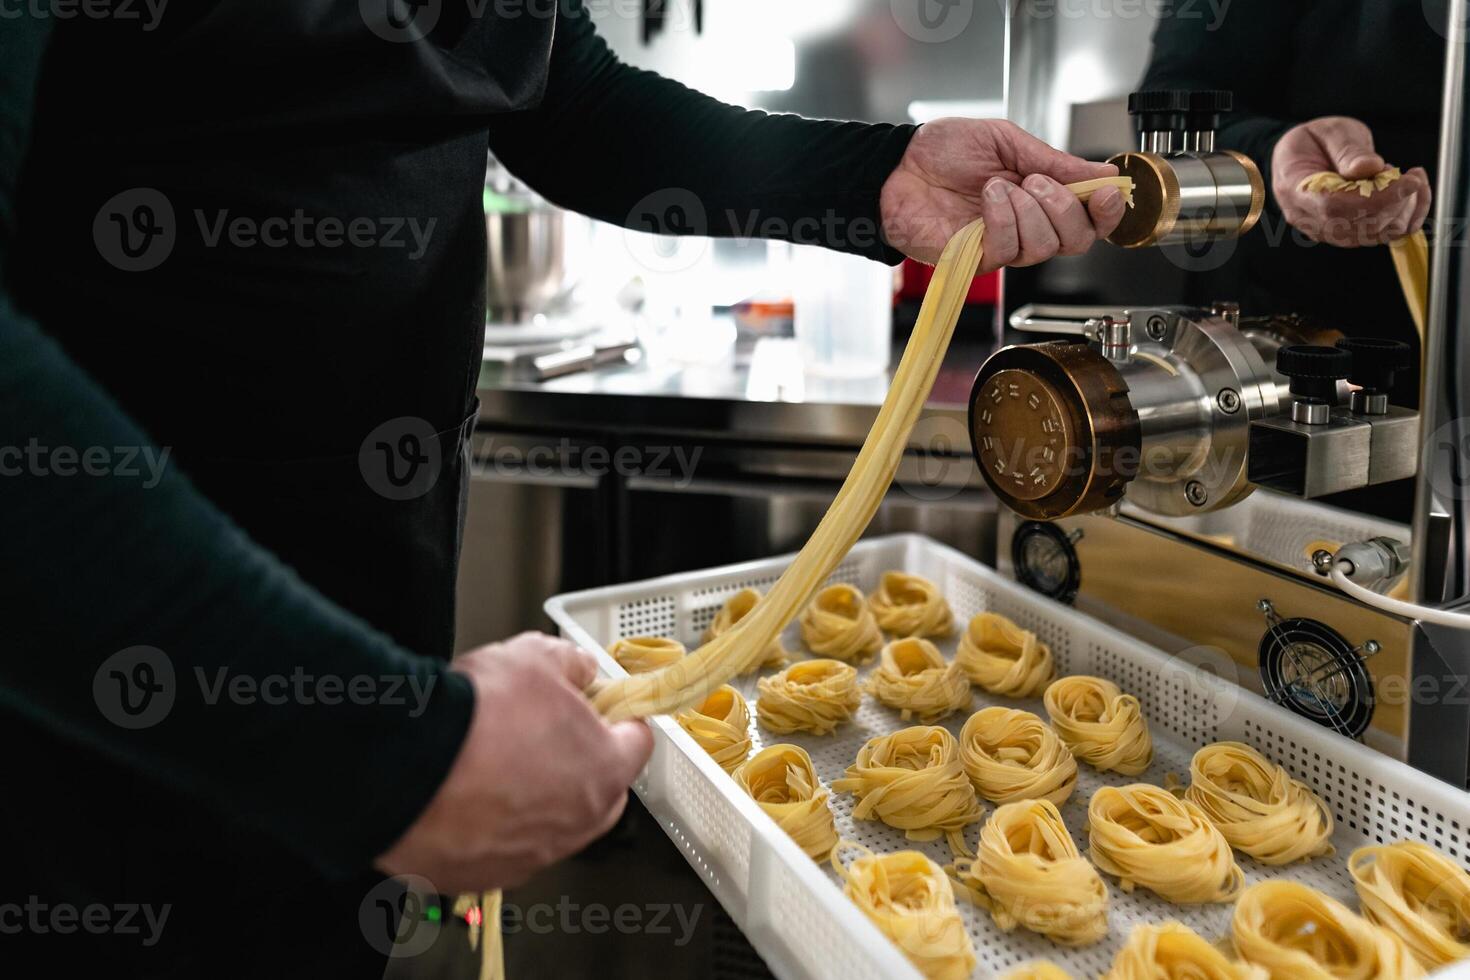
[1102,922,1265,980]
[703,588,790,672]
[608,635,686,675]
[1349,840,1470,970]
[952,799,1107,946]
[755,658,861,735]
[868,571,956,639]
[1232,880,1425,979]
[732,743,837,860]
[674,684,751,775]
[832,726,984,857]
[956,612,1055,697]
[1043,675,1153,775]
[799,583,884,663]
[1182,741,1335,865]
[958,706,1076,807]
[832,843,976,980]
[1087,784,1244,904]
[1001,964,1074,980]
[866,637,972,723]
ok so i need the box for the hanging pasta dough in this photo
[608,636,686,675]
[866,637,972,722]
[1087,784,1244,904]
[955,612,1055,698]
[1232,880,1425,979]
[1349,840,1470,970]
[755,658,862,735]
[703,588,790,671]
[674,685,752,775]
[832,843,977,980]
[1181,741,1334,866]
[1102,921,1265,980]
[1044,675,1153,775]
[832,726,984,857]
[800,583,884,663]
[732,744,838,860]
[959,706,1077,806]
[869,571,956,638]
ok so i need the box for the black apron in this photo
[8,2,555,975]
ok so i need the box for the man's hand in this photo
[879,117,1126,268]
[375,632,653,893]
[1272,116,1431,247]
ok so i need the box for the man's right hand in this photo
[1272,116,1431,247]
[375,632,654,893]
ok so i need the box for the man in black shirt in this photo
[1,3,1123,976]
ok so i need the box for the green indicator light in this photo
[426,906,442,923]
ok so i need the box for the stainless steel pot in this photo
[485,205,568,323]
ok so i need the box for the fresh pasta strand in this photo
[951,798,1108,946]
[866,637,971,722]
[869,571,956,638]
[831,725,985,857]
[755,658,861,735]
[1182,741,1334,866]
[703,588,789,671]
[1103,921,1265,980]
[674,685,751,775]
[1044,675,1153,775]
[732,744,838,860]
[607,636,686,674]
[1232,880,1425,979]
[589,176,1134,722]
[959,706,1077,806]
[800,583,884,663]
[1349,840,1470,969]
[1002,963,1075,980]
[956,611,1055,697]
[832,842,977,980]
[1088,784,1244,904]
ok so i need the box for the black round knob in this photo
[1187,90,1233,113]
[1127,90,1189,133]
[1335,337,1413,393]
[1277,344,1351,403]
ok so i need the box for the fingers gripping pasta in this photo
[608,636,686,674]
[674,685,752,775]
[1103,922,1266,980]
[703,588,790,671]
[1044,676,1153,775]
[1182,742,1334,866]
[1087,784,1244,904]
[1232,880,1425,979]
[800,583,884,663]
[590,177,1134,722]
[866,637,972,722]
[732,744,838,860]
[832,843,977,980]
[755,658,862,735]
[955,612,1055,698]
[952,799,1108,946]
[1349,841,1470,969]
[832,726,984,857]
[869,571,956,638]
[959,706,1077,807]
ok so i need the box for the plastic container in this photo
[546,534,1470,979]
[791,246,894,378]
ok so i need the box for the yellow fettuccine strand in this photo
[732,743,838,860]
[956,611,1055,697]
[1002,963,1075,980]
[959,706,1077,806]
[800,583,884,663]
[755,658,861,735]
[703,588,790,671]
[607,636,686,674]
[589,175,1133,722]
[866,637,972,723]
[832,843,977,980]
[1232,880,1425,978]
[870,571,956,638]
[951,798,1108,945]
[1088,784,1244,904]
[674,685,752,775]
[1044,675,1153,775]
[1182,741,1335,865]
[1103,921,1265,980]
[832,725,985,858]
[1349,840,1470,969]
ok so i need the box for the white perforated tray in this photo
[545,534,1470,979]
